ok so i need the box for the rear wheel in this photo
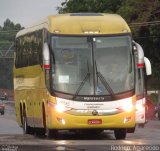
[114,128,126,140]
[22,112,34,134]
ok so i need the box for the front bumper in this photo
[47,108,135,129]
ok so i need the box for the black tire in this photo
[46,129,58,139]
[35,128,46,137]
[114,128,127,140]
[1,111,4,115]
[22,113,34,134]
[127,127,136,132]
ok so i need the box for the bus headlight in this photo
[122,101,133,112]
[55,97,72,113]
[116,101,133,112]
[55,104,71,113]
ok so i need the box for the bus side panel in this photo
[14,65,47,128]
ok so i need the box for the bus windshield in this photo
[51,35,134,96]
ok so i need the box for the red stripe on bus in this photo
[137,63,144,68]
[43,64,50,69]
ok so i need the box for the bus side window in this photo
[15,39,19,68]
[31,33,37,65]
[38,30,43,65]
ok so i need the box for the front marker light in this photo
[124,116,131,123]
[57,117,66,125]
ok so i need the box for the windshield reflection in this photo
[51,36,134,96]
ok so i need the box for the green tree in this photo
[0,19,23,89]
[3,19,14,31]
[0,19,23,42]
[15,23,22,30]
[58,0,122,13]
[119,1,160,89]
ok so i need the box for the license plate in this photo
[88,119,102,125]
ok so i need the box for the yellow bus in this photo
[14,13,142,139]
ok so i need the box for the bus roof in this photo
[16,13,131,37]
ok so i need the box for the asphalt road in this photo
[0,101,22,135]
[0,101,160,151]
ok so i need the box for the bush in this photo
[149,93,158,104]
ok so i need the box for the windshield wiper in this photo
[73,61,90,100]
[95,61,115,98]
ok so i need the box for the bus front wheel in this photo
[46,129,58,139]
[114,128,126,140]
